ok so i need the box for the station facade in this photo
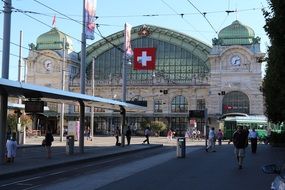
[25,20,265,135]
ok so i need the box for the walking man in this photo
[142,127,150,144]
[126,126,132,145]
[233,126,248,169]
[115,127,120,146]
[206,127,216,152]
[248,128,258,153]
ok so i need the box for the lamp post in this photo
[120,23,131,147]
[120,53,127,147]
[17,30,23,145]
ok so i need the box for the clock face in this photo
[230,55,241,66]
[43,59,53,71]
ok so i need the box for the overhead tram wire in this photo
[160,0,210,44]
[6,1,267,58]
[96,26,124,53]
[0,49,20,59]
[32,0,84,25]
[185,0,218,34]
[1,5,123,63]
[96,7,265,19]
[0,35,78,67]
[31,0,95,45]
[12,6,120,53]
[32,0,121,50]
[33,0,125,54]
[30,0,125,52]
[1,12,123,69]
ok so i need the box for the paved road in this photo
[95,144,284,190]
[31,143,285,190]
[2,136,284,190]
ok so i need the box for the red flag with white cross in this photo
[133,48,156,70]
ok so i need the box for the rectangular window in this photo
[154,99,163,113]
[197,99,205,110]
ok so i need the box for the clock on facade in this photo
[43,59,53,71]
[230,55,241,66]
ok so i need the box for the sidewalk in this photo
[0,136,204,179]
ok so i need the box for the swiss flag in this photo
[133,48,156,70]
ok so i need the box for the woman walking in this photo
[44,129,54,159]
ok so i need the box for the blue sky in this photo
[1,0,269,80]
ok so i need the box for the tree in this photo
[7,113,32,132]
[150,121,167,136]
[7,114,18,132]
[263,0,285,124]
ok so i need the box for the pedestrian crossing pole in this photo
[204,108,208,148]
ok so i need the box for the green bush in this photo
[150,121,167,136]
[140,120,167,136]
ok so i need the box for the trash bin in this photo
[177,137,186,158]
[66,135,74,155]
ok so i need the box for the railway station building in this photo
[25,20,265,136]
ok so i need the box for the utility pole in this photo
[79,0,87,153]
[0,0,11,164]
[120,23,130,147]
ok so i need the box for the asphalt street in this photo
[34,143,284,190]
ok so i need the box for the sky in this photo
[0,0,270,81]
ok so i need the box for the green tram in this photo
[220,115,274,141]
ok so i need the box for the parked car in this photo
[262,164,285,190]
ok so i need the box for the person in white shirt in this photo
[142,127,150,144]
[248,128,258,153]
[206,127,216,152]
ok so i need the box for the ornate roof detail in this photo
[213,20,259,46]
[36,27,74,51]
[138,25,151,37]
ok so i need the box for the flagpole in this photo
[122,49,127,101]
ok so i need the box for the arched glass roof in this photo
[85,25,211,85]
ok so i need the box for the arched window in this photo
[171,95,188,113]
[91,38,209,84]
[222,91,249,114]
